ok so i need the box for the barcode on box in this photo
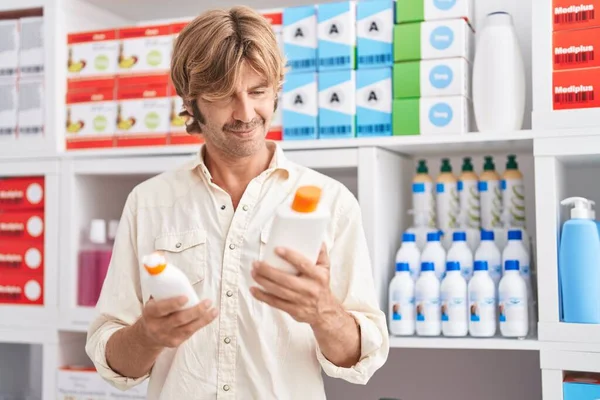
[358,54,392,66]
[319,56,351,67]
[555,9,596,24]
[358,124,391,135]
[0,69,17,76]
[555,50,595,64]
[554,91,595,104]
[319,125,352,136]
[0,128,15,136]
[284,127,315,137]
[290,59,316,70]
[20,66,44,74]
[20,127,43,134]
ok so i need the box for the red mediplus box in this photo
[553,27,599,70]
[553,0,600,31]
[0,177,44,211]
[0,241,44,274]
[0,212,44,241]
[553,66,600,109]
[0,274,43,305]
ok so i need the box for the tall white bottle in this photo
[412,159,436,228]
[441,261,468,337]
[143,252,200,310]
[499,260,529,337]
[472,11,526,132]
[395,232,421,281]
[502,230,531,296]
[421,231,447,280]
[436,158,459,232]
[415,262,441,336]
[388,262,416,336]
[447,231,474,281]
[475,230,503,288]
[468,261,497,337]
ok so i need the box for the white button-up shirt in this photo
[85,142,389,400]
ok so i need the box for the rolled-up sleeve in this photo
[316,193,390,384]
[85,191,149,390]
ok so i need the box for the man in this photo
[86,6,389,399]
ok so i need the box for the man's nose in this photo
[232,95,255,123]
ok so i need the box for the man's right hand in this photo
[137,297,219,349]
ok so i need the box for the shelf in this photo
[541,349,600,374]
[59,307,96,333]
[389,336,540,351]
[535,130,600,161]
[0,327,58,344]
[539,322,600,352]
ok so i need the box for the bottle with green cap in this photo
[502,154,526,228]
[458,157,480,230]
[436,159,459,232]
[412,159,435,228]
[479,156,502,231]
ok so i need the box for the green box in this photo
[393,61,421,99]
[393,98,420,136]
[396,0,424,24]
[393,23,421,63]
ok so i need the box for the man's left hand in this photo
[250,244,341,328]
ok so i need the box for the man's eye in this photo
[251,91,265,95]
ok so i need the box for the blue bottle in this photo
[559,197,600,323]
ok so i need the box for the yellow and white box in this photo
[0,79,18,140]
[0,20,19,76]
[19,16,44,76]
[67,29,119,79]
[117,24,173,75]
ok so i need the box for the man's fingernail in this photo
[179,296,188,304]
[211,309,219,317]
[202,299,212,307]
[252,261,259,269]
[275,247,285,256]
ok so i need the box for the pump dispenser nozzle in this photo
[561,197,595,219]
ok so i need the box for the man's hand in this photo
[137,296,219,349]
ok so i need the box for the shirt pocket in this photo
[154,229,207,286]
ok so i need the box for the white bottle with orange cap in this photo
[262,185,330,275]
[142,252,200,310]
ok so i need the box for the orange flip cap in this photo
[291,186,321,213]
[143,251,167,275]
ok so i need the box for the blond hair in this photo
[171,6,286,134]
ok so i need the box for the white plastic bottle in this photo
[468,261,497,337]
[441,261,468,337]
[415,262,441,336]
[475,230,503,288]
[499,260,529,337]
[143,252,200,310]
[262,186,329,274]
[479,156,502,231]
[412,160,436,228]
[502,230,531,297]
[447,231,474,281]
[388,262,416,336]
[421,231,447,280]
[395,232,421,281]
[472,11,526,132]
[436,158,459,232]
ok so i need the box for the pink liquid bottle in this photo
[77,219,111,306]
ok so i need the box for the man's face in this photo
[195,61,276,158]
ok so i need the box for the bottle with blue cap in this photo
[475,230,502,287]
[421,231,446,280]
[498,260,528,337]
[441,261,468,337]
[447,231,474,281]
[395,232,421,281]
[415,262,441,336]
[502,229,531,297]
[468,260,496,337]
[388,262,415,336]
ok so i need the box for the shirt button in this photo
[223,385,230,391]
[175,243,182,249]
[242,205,249,211]
[224,337,231,344]
[220,205,226,210]
[229,244,235,250]
[226,290,233,297]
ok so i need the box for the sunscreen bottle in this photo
[143,252,200,310]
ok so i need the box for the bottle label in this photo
[436,181,459,230]
[469,295,496,323]
[458,179,480,228]
[416,296,440,322]
[503,178,526,228]
[479,180,502,230]
[461,265,473,280]
[391,290,414,321]
[441,294,466,322]
[489,264,503,281]
[499,296,526,323]
[412,181,436,227]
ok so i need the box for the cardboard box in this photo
[317,1,356,71]
[0,177,44,211]
[269,89,283,141]
[19,17,44,76]
[0,241,44,273]
[66,86,117,150]
[116,75,170,147]
[357,0,394,69]
[260,8,284,34]
[356,68,392,137]
[553,0,600,31]
[394,19,474,62]
[283,6,318,73]
[117,24,173,75]
[318,70,356,139]
[396,0,474,24]
[0,274,43,305]
[393,58,470,98]
[393,96,471,135]
[0,79,18,140]
[283,72,318,140]
[564,374,600,399]
[17,76,44,138]
[67,29,119,80]
[553,26,600,70]
[0,20,19,77]
[0,211,44,241]
[553,66,600,109]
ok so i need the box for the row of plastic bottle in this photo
[413,155,526,233]
[389,258,529,338]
